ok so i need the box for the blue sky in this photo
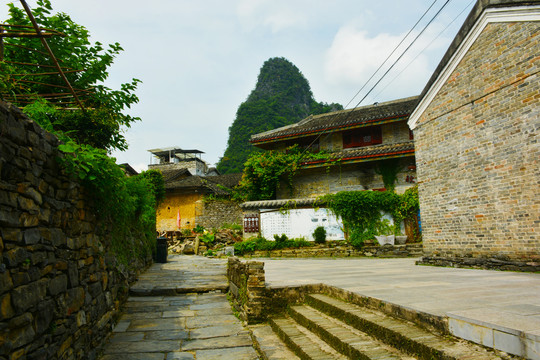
[2,0,474,172]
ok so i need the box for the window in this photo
[343,126,382,149]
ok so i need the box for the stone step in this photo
[269,317,348,360]
[305,293,505,360]
[250,323,301,360]
[289,304,412,360]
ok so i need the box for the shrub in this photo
[192,225,205,234]
[312,226,327,244]
[233,236,312,255]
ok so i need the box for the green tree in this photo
[217,57,342,174]
[0,0,140,151]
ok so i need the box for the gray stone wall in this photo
[227,257,266,324]
[0,102,150,359]
[277,157,416,199]
[413,22,540,263]
[195,199,243,229]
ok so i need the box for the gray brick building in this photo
[409,0,540,267]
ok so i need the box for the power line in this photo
[344,0,439,109]
[350,0,451,110]
[373,0,474,99]
[300,0,453,159]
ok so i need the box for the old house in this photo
[243,96,419,239]
[148,147,242,233]
[408,0,539,269]
[250,96,419,198]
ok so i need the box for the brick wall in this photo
[414,21,540,264]
[0,102,150,359]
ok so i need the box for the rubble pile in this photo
[168,228,242,255]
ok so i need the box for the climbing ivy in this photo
[56,138,164,265]
[234,145,332,201]
[375,158,401,192]
[322,187,420,248]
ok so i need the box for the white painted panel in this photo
[260,208,344,241]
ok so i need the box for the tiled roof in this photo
[161,168,191,183]
[301,141,415,167]
[165,173,242,195]
[241,197,325,209]
[206,173,242,189]
[251,96,419,143]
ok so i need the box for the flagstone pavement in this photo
[99,256,258,360]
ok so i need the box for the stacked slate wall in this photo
[0,102,150,359]
[195,199,242,230]
[413,21,540,269]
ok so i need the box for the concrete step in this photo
[269,317,348,360]
[289,304,412,360]
[306,293,506,360]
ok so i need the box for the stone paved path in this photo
[99,256,258,360]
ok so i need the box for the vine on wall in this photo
[57,138,164,265]
[234,145,333,201]
[322,186,420,248]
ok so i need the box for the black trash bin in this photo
[156,237,168,263]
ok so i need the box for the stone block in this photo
[0,271,13,294]
[23,228,42,245]
[8,312,33,329]
[35,299,54,334]
[66,287,85,313]
[11,279,48,314]
[48,275,68,296]
[3,247,29,267]
[0,293,14,320]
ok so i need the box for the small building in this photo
[147,147,242,233]
[148,147,210,176]
[408,0,540,269]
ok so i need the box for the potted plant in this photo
[375,219,394,246]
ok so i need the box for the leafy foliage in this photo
[138,169,166,206]
[233,235,312,256]
[217,57,342,174]
[233,144,331,201]
[1,0,140,152]
[57,138,165,264]
[312,226,327,244]
[322,188,420,249]
[375,159,402,192]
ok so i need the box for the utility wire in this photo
[300,0,452,159]
[349,0,451,110]
[344,0,440,109]
[373,0,474,99]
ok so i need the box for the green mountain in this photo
[217,57,343,174]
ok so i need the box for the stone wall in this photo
[241,243,423,259]
[413,21,540,265]
[195,199,243,230]
[0,102,150,359]
[227,257,266,324]
[277,157,416,199]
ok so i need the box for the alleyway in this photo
[99,256,258,360]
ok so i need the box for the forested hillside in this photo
[217,57,342,174]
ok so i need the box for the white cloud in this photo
[236,0,309,33]
[324,23,455,103]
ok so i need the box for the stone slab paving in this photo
[99,256,258,360]
[262,257,540,359]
